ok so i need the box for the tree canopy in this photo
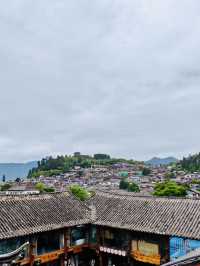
[93,154,110,160]
[119,178,140,192]
[119,178,129,190]
[153,181,188,197]
[178,153,200,172]
[142,167,151,176]
[128,182,140,192]
[69,184,91,201]
[0,183,11,191]
[35,182,55,193]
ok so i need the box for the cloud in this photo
[0,0,200,161]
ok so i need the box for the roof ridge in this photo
[94,189,200,201]
[0,191,63,198]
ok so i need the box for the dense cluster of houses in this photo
[2,163,200,198]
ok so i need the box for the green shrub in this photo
[153,181,187,197]
[69,184,90,201]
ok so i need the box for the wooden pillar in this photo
[97,226,103,266]
[29,242,36,266]
[160,235,170,264]
[60,255,65,266]
[99,252,103,266]
[64,230,69,265]
[165,236,170,263]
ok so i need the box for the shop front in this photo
[65,250,98,266]
[100,252,128,266]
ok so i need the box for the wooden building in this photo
[1,190,200,266]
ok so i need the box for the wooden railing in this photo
[18,243,96,265]
[131,250,161,265]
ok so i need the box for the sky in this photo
[0,0,200,162]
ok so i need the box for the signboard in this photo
[131,240,160,265]
[37,249,64,264]
[132,250,161,265]
[138,240,159,256]
[99,246,126,257]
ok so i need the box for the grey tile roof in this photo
[0,192,91,240]
[1,190,200,241]
[89,190,200,240]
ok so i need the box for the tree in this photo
[128,182,140,192]
[35,182,55,193]
[35,182,46,193]
[153,181,187,197]
[142,167,151,176]
[15,177,21,183]
[74,152,81,157]
[2,175,6,182]
[119,178,129,190]
[178,152,200,172]
[119,178,140,192]
[94,154,110,160]
[80,160,92,168]
[44,187,55,193]
[1,183,12,191]
[69,184,91,201]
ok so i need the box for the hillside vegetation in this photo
[28,154,136,178]
[178,153,200,172]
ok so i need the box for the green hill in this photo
[28,154,136,178]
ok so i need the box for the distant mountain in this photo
[0,161,37,181]
[145,157,178,166]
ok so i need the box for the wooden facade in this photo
[1,225,97,265]
[0,225,171,266]
[97,226,170,266]
[1,191,200,265]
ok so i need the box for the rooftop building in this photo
[1,191,200,266]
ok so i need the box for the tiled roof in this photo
[1,190,200,241]
[89,190,200,240]
[0,192,91,240]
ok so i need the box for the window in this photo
[89,226,97,244]
[170,237,200,261]
[71,226,87,246]
[103,229,128,249]
[0,238,26,255]
[37,231,60,255]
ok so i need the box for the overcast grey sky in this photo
[0,1,200,162]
